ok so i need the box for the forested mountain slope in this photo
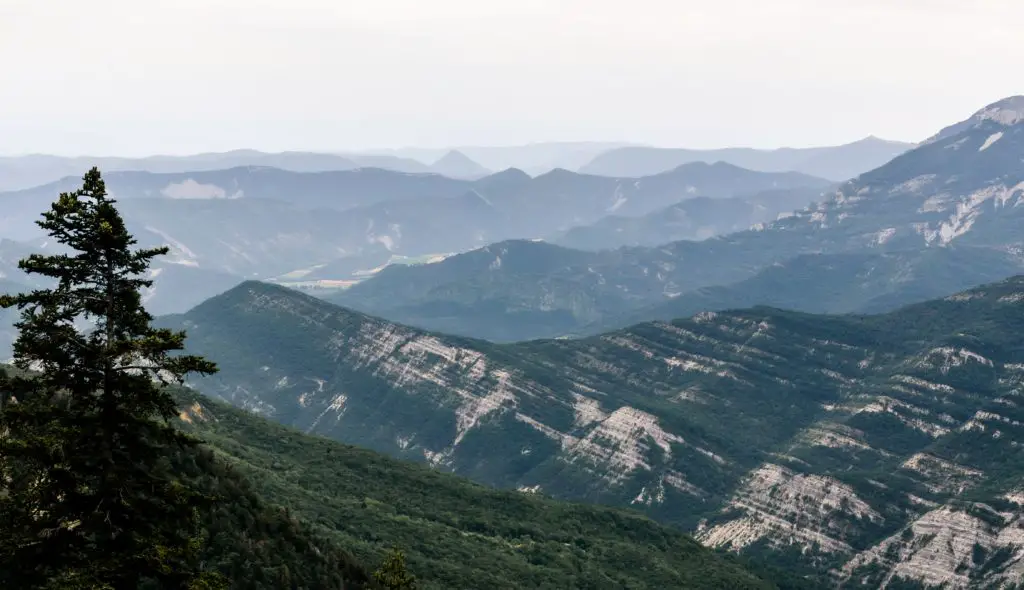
[173,387,783,589]
[168,277,1024,587]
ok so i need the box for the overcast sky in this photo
[1,0,1021,156]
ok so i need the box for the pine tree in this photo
[0,167,222,588]
[372,548,418,590]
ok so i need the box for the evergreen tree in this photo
[372,548,417,590]
[0,168,222,588]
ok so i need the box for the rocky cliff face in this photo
[843,503,1024,588]
[168,276,1024,587]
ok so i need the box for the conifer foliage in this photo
[0,168,222,588]
[372,548,417,590]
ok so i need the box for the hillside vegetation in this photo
[172,386,783,590]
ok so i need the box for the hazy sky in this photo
[1,0,1022,156]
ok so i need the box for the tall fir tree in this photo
[0,167,222,589]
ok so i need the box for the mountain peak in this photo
[477,167,531,183]
[535,167,581,180]
[433,149,475,166]
[663,160,745,176]
[853,135,908,146]
[972,95,1024,126]
[922,95,1024,145]
[430,150,490,178]
[469,167,533,197]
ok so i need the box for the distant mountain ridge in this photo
[369,141,641,176]
[3,165,469,207]
[0,148,494,192]
[473,162,831,240]
[0,143,629,192]
[0,166,473,242]
[0,149,441,192]
[579,136,914,181]
[1,162,828,278]
[550,185,828,251]
[1,134,896,194]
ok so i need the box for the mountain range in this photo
[335,96,1024,342]
[163,274,1024,588]
[0,162,829,326]
[2,135,911,196]
[1,160,828,243]
[369,142,641,176]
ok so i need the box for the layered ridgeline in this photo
[168,277,1024,587]
[336,96,1024,341]
[578,136,913,182]
[0,138,886,193]
[0,162,828,323]
[0,149,491,192]
[385,142,636,176]
[1,161,827,245]
[0,166,470,243]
